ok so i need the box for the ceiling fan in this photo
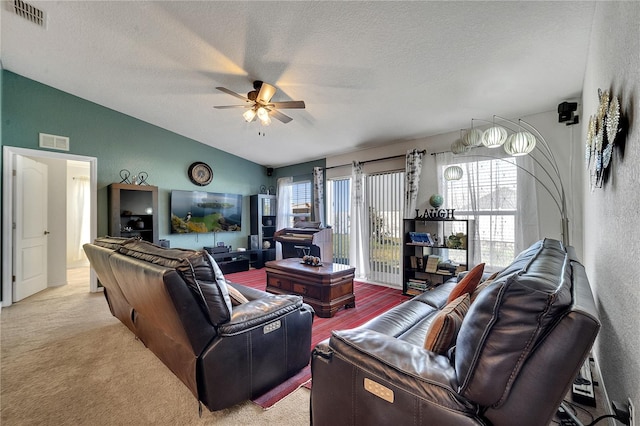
[214,80,305,125]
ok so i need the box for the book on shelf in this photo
[425,255,440,273]
[405,287,423,296]
[410,256,418,269]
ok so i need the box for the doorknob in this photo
[44,230,51,235]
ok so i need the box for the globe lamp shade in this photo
[444,165,463,181]
[461,128,483,147]
[451,139,470,154]
[504,131,537,156]
[482,126,508,148]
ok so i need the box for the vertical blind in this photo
[366,171,404,287]
[327,178,350,265]
[327,170,404,287]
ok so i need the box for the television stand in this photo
[204,248,275,274]
[204,248,250,274]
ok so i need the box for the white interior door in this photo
[13,155,49,301]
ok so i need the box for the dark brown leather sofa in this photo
[311,239,600,426]
[84,237,314,411]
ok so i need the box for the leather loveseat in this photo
[84,237,314,411]
[311,239,600,426]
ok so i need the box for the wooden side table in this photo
[265,258,356,318]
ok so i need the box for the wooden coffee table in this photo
[265,258,356,318]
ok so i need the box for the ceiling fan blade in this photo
[269,109,293,124]
[216,87,250,102]
[257,82,277,104]
[268,100,306,109]
[213,105,253,109]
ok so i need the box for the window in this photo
[289,180,312,227]
[442,158,518,269]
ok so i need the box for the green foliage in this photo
[171,213,240,233]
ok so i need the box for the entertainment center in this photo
[203,246,275,274]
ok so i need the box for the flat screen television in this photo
[170,190,242,233]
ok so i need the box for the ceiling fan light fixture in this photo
[482,126,507,148]
[504,131,537,156]
[257,107,271,126]
[243,108,256,122]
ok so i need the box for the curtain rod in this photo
[430,150,452,156]
[325,149,426,170]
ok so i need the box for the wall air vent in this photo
[12,0,46,27]
[39,133,69,151]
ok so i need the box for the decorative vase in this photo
[429,194,444,209]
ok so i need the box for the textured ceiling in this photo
[1,1,595,167]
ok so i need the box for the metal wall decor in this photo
[586,88,626,189]
[415,208,456,220]
[119,169,149,185]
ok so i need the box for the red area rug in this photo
[225,267,407,409]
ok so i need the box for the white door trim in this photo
[2,146,99,307]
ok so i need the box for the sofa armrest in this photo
[225,280,271,301]
[218,294,307,335]
[311,329,479,425]
[325,329,459,390]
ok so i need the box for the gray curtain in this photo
[349,161,370,279]
[313,166,325,226]
[275,176,293,260]
[404,149,424,218]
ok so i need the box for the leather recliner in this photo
[311,239,601,426]
[84,237,314,411]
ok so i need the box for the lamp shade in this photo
[461,128,483,147]
[444,165,463,181]
[243,108,256,122]
[256,107,271,126]
[451,139,470,154]
[482,126,507,148]
[504,131,536,156]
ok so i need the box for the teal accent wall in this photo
[1,70,272,250]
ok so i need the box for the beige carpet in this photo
[1,267,310,425]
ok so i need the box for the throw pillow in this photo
[470,271,501,303]
[424,294,470,354]
[447,263,485,303]
[227,284,250,305]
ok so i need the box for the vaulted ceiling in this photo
[1,1,595,167]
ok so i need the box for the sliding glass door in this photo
[327,171,404,287]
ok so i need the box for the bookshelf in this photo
[402,218,474,296]
[108,183,159,244]
[250,194,277,260]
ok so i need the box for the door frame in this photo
[2,146,99,307]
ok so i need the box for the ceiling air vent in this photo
[12,0,46,27]
[39,133,69,151]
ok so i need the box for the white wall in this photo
[326,109,583,255]
[581,1,640,411]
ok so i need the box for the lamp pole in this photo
[456,116,570,246]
